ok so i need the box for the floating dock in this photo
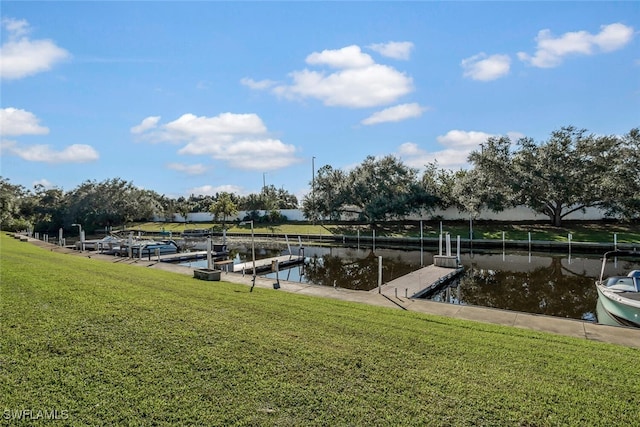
[373,264,464,299]
[233,254,305,273]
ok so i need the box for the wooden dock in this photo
[233,254,304,273]
[373,264,464,298]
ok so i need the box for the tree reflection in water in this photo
[434,256,598,321]
[231,242,636,322]
[304,250,417,291]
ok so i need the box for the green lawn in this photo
[1,234,638,425]
[132,220,640,244]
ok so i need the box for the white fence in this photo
[155,206,609,223]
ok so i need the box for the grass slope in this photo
[1,235,638,426]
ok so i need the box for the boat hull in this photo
[596,285,640,327]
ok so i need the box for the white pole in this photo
[420,220,424,267]
[456,235,461,263]
[614,233,617,250]
[373,229,376,252]
[357,229,360,250]
[59,228,63,246]
[207,237,213,270]
[250,221,256,291]
[439,233,443,256]
[378,256,383,293]
[446,233,451,256]
[285,234,291,255]
[528,232,531,252]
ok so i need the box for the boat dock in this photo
[373,264,464,299]
[113,250,229,263]
[233,254,305,273]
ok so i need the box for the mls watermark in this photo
[3,408,69,421]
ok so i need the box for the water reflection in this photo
[304,249,419,291]
[432,255,598,321]
[190,241,640,324]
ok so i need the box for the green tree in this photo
[457,136,517,218]
[64,178,161,232]
[463,126,635,226]
[302,165,348,222]
[0,177,29,231]
[209,192,238,229]
[174,197,192,223]
[513,127,619,226]
[29,185,65,233]
[421,162,467,211]
[603,128,640,220]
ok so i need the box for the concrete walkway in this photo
[28,238,640,349]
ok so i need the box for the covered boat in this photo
[118,239,180,257]
[595,250,640,328]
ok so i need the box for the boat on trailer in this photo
[595,250,640,328]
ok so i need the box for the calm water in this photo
[181,241,640,324]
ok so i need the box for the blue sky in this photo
[1,2,638,201]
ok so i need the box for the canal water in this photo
[180,240,640,325]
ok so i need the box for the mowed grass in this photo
[132,221,640,244]
[1,235,639,426]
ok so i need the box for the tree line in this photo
[0,178,299,234]
[302,126,639,226]
[2,126,638,234]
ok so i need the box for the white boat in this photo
[75,235,122,251]
[595,250,640,328]
[117,239,180,257]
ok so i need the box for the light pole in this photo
[311,156,315,225]
[240,220,256,291]
[72,223,83,251]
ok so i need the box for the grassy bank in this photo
[1,234,638,425]
[130,220,640,244]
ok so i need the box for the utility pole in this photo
[312,156,316,225]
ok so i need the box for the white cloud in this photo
[250,44,413,108]
[461,53,511,81]
[188,184,245,197]
[134,112,300,171]
[212,138,298,170]
[130,116,160,134]
[1,141,99,163]
[274,64,413,108]
[398,130,502,170]
[306,45,375,69]
[368,41,414,60]
[0,17,70,79]
[2,18,29,37]
[397,142,470,169]
[0,107,50,136]
[240,77,276,90]
[361,103,426,125]
[437,130,497,148]
[165,112,266,137]
[0,107,99,163]
[518,22,634,68]
[167,162,207,175]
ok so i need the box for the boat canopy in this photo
[598,250,640,283]
[604,276,639,292]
